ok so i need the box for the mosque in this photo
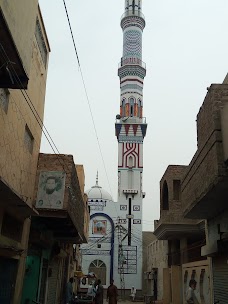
[81,0,147,293]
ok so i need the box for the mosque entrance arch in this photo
[89,260,107,285]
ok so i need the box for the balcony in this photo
[121,9,145,21]
[182,84,228,220]
[34,154,87,244]
[115,117,146,124]
[119,57,146,69]
[154,220,205,240]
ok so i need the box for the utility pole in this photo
[116,220,128,300]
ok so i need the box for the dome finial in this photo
[96,171,99,186]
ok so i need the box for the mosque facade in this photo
[81,0,147,293]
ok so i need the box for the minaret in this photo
[115,0,147,291]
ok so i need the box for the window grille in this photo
[35,18,48,66]
[0,88,9,113]
[24,125,34,154]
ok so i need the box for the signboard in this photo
[118,219,127,224]
[88,201,106,207]
[133,219,141,224]
[118,245,137,274]
[92,220,107,235]
[36,171,66,209]
[133,205,140,211]
[120,205,127,211]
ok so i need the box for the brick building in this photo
[154,165,208,304]
[153,76,228,303]
[144,234,168,302]
[0,1,50,303]
[21,154,89,303]
[182,77,228,304]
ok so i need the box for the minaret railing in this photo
[119,57,146,69]
[121,9,145,20]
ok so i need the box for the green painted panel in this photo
[21,255,41,304]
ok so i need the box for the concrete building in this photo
[154,165,209,304]
[144,236,168,302]
[142,232,156,296]
[21,154,89,303]
[0,1,50,303]
[181,76,228,304]
[153,76,228,304]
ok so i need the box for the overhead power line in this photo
[62,0,115,202]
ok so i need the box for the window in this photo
[88,260,106,285]
[24,125,34,154]
[173,180,181,200]
[35,18,48,66]
[0,88,9,113]
[129,97,134,117]
[138,99,141,117]
[162,181,169,210]
[122,98,126,117]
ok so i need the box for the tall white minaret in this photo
[115,0,147,291]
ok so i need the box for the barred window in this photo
[35,18,48,66]
[0,88,9,113]
[24,124,34,154]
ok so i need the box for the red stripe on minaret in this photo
[124,124,130,135]
[120,78,144,85]
[133,124,138,136]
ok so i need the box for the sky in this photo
[39,0,228,231]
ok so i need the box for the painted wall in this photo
[147,239,168,300]
[0,4,50,304]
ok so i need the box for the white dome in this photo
[86,176,113,202]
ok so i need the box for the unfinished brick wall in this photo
[35,153,85,238]
[182,84,228,216]
[159,165,194,223]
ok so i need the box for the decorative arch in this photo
[122,98,126,117]
[129,97,135,117]
[162,181,169,210]
[90,213,115,282]
[88,260,107,285]
[137,99,142,117]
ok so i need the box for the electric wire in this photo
[61,0,118,215]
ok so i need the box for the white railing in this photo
[119,57,146,69]
[121,9,145,20]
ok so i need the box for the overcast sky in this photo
[39,0,228,231]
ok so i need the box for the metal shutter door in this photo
[213,255,228,304]
[47,258,59,304]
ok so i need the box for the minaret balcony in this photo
[116,116,146,124]
[123,189,138,194]
[121,9,145,21]
[119,57,146,69]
